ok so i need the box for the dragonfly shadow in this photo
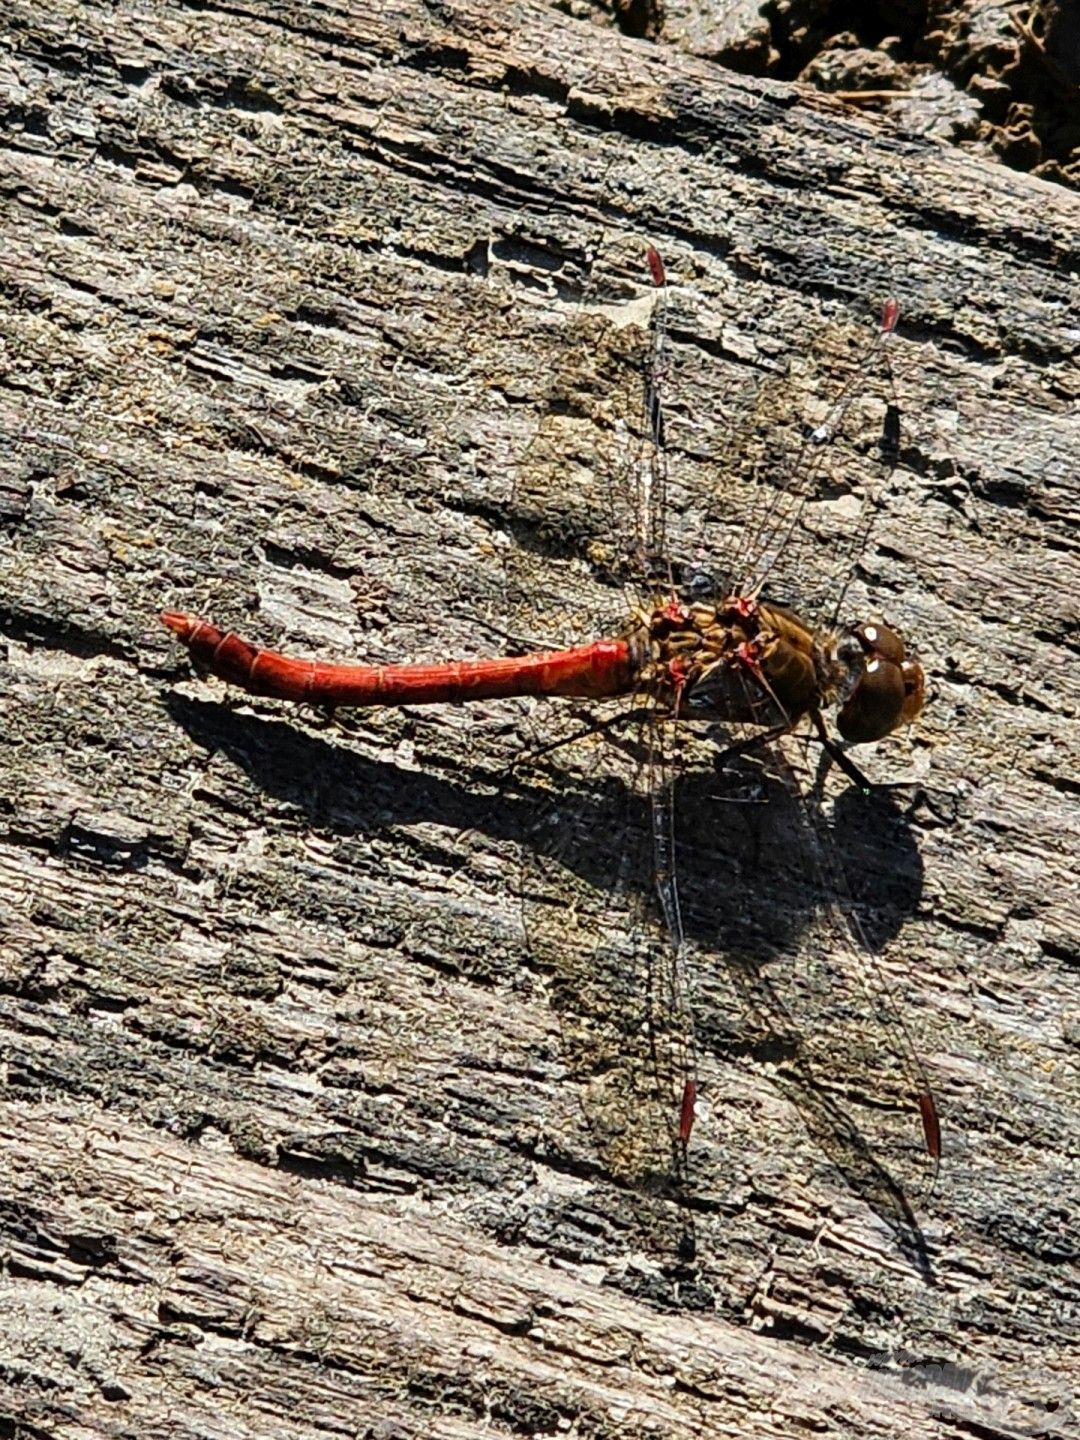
[670,748,932,1264]
[166,692,930,1259]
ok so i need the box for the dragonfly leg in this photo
[811,711,936,807]
[500,704,658,776]
[709,722,793,772]
[810,712,876,792]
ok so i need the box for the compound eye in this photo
[900,658,926,726]
[836,657,906,744]
[853,621,906,667]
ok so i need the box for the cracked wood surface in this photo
[1,2,1078,1437]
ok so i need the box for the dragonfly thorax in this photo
[637,596,923,744]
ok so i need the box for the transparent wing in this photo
[715,735,939,1209]
[510,710,695,1194]
[502,234,673,649]
[497,236,699,1197]
[509,240,906,636]
[656,283,905,628]
[501,236,934,1219]
[733,300,902,610]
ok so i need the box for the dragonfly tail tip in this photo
[160,609,196,640]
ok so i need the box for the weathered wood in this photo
[659,0,1080,183]
[2,1,1078,1436]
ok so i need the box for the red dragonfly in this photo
[162,243,940,1192]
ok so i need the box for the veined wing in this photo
[510,706,695,1198]
[653,260,939,1195]
[502,234,675,649]
[499,237,699,1200]
[503,236,936,1216]
[654,276,906,629]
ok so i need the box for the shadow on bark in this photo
[165,689,932,1270]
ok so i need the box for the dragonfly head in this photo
[835,622,925,744]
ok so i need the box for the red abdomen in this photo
[161,612,639,707]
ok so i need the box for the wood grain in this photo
[2,2,1077,1436]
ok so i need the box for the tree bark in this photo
[1,2,1077,1437]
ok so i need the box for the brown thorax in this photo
[630,594,924,743]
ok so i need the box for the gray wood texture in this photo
[2,2,1077,1436]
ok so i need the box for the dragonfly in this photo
[161,242,940,1194]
